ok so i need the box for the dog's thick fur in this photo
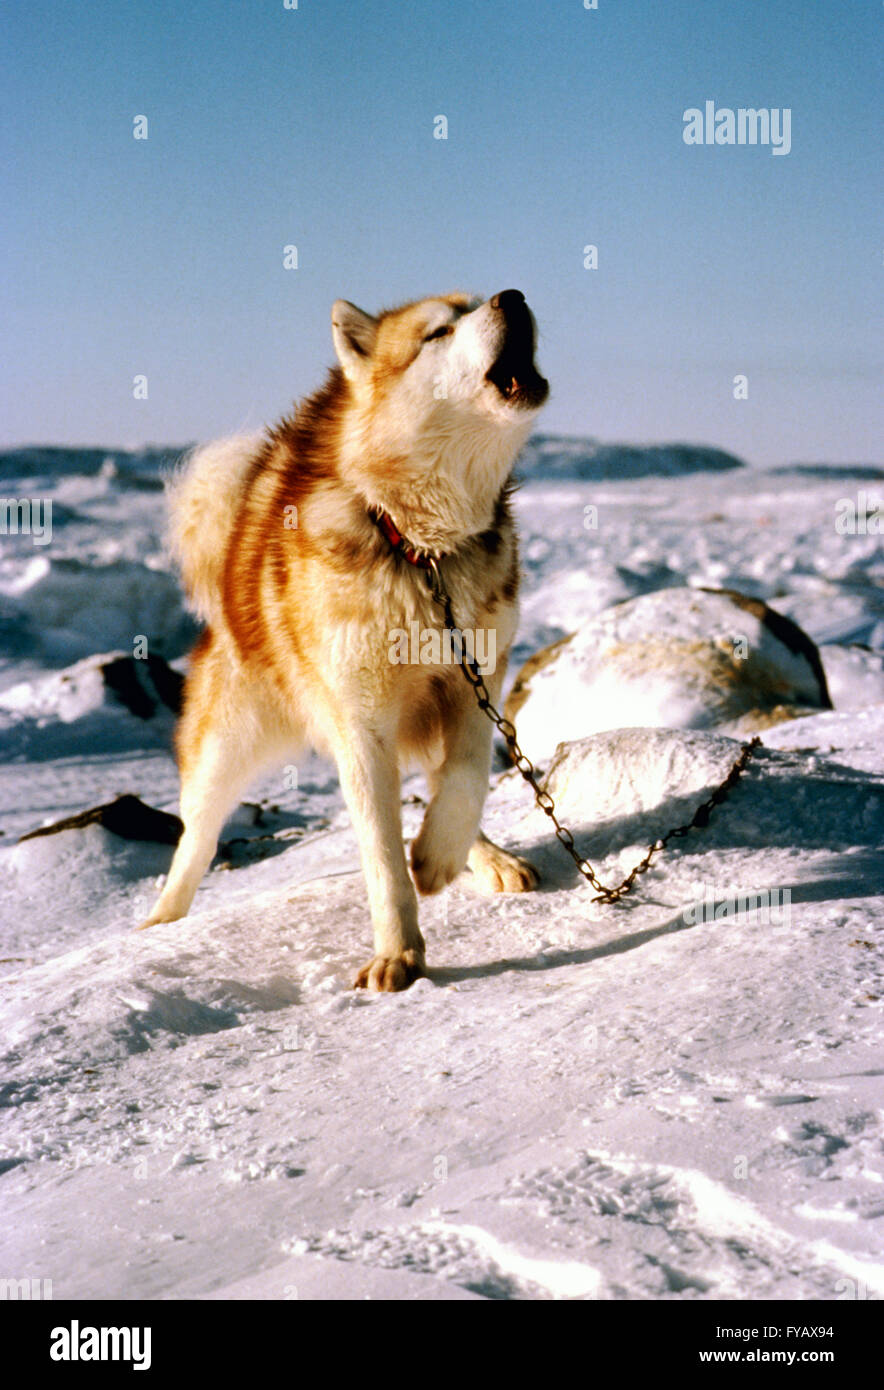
[142,290,548,990]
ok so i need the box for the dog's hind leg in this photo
[140,638,280,928]
[139,723,258,927]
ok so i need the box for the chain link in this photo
[424,557,762,904]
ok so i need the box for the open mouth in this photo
[485,353,549,407]
[484,306,549,408]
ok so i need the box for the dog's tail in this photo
[166,433,262,622]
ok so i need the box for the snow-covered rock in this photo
[0,650,183,758]
[505,588,831,765]
[526,726,883,859]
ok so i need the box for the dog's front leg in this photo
[411,697,494,895]
[332,725,425,992]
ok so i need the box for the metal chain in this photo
[424,556,762,904]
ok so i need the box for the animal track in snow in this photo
[283,1222,602,1300]
[503,1152,680,1226]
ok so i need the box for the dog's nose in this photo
[490,289,525,313]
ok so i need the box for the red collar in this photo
[367,505,438,570]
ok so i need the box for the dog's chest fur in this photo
[214,382,521,755]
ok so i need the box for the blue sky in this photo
[2,0,881,463]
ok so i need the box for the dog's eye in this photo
[423,325,454,343]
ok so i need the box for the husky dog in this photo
[142,289,548,990]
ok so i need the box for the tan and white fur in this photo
[141,289,548,990]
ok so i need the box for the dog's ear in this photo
[331,301,378,380]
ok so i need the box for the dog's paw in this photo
[410,846,463,895]
[353,950,426,993]
[468,838,540,893]
[410,819,473,895]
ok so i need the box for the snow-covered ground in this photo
[1,441,882,1300]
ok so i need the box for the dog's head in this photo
[328,290,548,540]
[331,290,548,465]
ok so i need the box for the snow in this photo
[0,441,882,1300]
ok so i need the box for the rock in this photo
[99,653,184,718]
[20,794,182,845]
[505,587,831,765]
